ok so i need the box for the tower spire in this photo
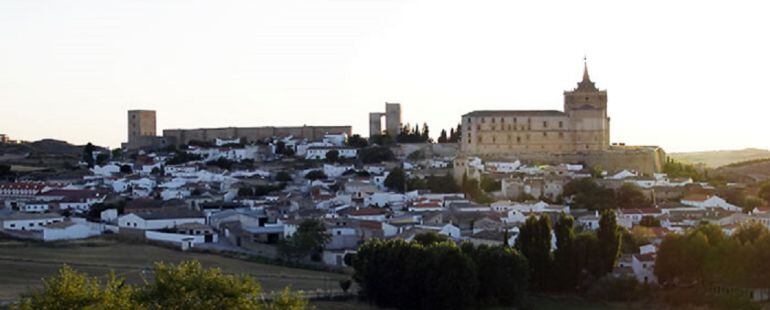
[576,56,598,91]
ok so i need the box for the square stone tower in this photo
[385,103,401,136]
[127,110,157,144]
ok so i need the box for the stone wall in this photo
[162,125,352,146]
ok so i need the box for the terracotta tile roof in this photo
[682,194,709,202]
[0,183,46,191]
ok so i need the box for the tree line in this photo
[351,233,529,310]
[351,211,623,309]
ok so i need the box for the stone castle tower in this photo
[563,61,610,151]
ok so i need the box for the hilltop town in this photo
[2,66,770,307]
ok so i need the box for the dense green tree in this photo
[353,239,526,309]
[278,219,331,262]
[82,142,96,168]
[325,150,339,162]
[413,231,450,246]
[17,265,135,310]
[275,171,293,182]
[553,213,578,291]
[639,215,661,227]
[346,134,369,148]
[304,170,326,181]
[480,175,501,193]
[759,182,770,204]
[616,183,648,208]
[597,209,622,275]
[120,164,133,174]
[437,129,448,143]
[562,178,616,210]
[274,141,286,154]
[384,167,406,193]
[111,148,123,159]
[17,261,307,310]
[358,146,395,163]
[515,215,553,291]
[368,134,395,146]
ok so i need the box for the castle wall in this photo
[162,126,352,146]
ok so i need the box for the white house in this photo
[485,161,521,173]
[681,194,741,212]
[42,221,102,241]
[323,133,348,146]
[305,147,357,160]
[632,252,658,284]
[1,213,65,231]
[20,202,50,213]
[365,192,405,208]
[118,209,205,230]
[323,164,354,178]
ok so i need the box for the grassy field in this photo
[0,238,347,302]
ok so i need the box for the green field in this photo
[0,238,347,303]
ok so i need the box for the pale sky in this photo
[1,0,768,152]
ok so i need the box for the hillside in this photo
[0,139,107,170]
[669,148,770,168]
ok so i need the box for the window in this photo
[543,132,547,137]
[543,121,547,128]
[516,137,521,143]
[501,118,505,123]
[559,121,563,128]
[491,118,495,123]
[481,118,485,123]
[9,224,15,228]
[467,117,471,123]
[491,125,495,130]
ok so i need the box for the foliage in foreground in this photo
[351,236,528,310]
[15,260,307,310]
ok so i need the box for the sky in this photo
[1,0,769,152]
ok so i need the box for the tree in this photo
[515,215,552,291]
[438,129,448,143]
[639,215,661,227]
[480,175,501,193]
[304,170,326,181]
[278,219,331,262]
[421,122,430,143]
[111,148,123,159]
[413,231,449,246]
[274,141,286,154]
[358,146,395,163]
[563,178,616,210]
[384,167,406,193]
[553,213,578,291]
[759,182,770,204]
[275,171,292,182]
[597,209,622,276]
[137,260,264,309]
[616,183,648,208]
[17,265,134,310]
[19,261,308,309]
[346,134,369,148]
[325,150,339,162]
[82,142,96,168]
[120,164,133,174]
[95,153,109,166]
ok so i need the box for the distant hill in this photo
[669,148,770,168]
[0,139,107,170]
